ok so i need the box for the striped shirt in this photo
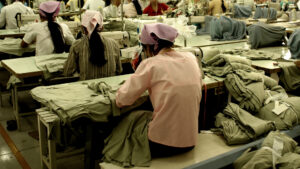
[63,33,122,80]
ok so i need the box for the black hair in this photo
[132,0,143,15]
[43,11,65,53]
[142,38,174,56]
[0,0,6,6]
[221,0,226,13]
[78,0,84,8]
[89,24,106,66]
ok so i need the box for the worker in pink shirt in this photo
[116,23,203,157]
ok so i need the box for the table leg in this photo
[13,84,21,130]
[38,115,48,169]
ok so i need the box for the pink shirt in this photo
[116,50,202,147]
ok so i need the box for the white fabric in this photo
[0,2,34,29]
[82,0,105,11]
[103,5,120,18]
[23,21,75,56]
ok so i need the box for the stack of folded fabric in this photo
[247,23,285,49]
[210,16,246,41]
[233,4,252,18]
[233,131,300,169]
[253,7,277,20]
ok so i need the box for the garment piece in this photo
[222,48,282,60]
[210,16,246,41]
[196,16,215,35]
[116,50,202,147]
[247,23,285,49]
[0,2,34,29]
[22,21,75,56]
[276,152,300,169]
[82,0,105,11]
[123,2,138,17]
[208,0,226,16]
[82,10,103,38]
[103,4,120,18]
[102,110,152,167]
[279,63,300,91]
[63,34,122,80]
[0,38,35,56]
[142,3,169,16]
[253,7,277,20]
[233,4,252,18]
[258,97,300,130]
[140,23,178,45]
[287,29,300,59]
[39,1,60,18]
[262,131,297,154]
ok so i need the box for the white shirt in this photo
[103,5,120,18]
[0,1,34,29]
[82,0,105,11]
[23,21,75,56]
[123,3,137,17]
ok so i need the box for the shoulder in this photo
[101,35,119,47]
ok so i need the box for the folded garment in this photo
[253,7,277,20]
[215,103,275,145]
[258,97,300,130]
[262,131,298,154]
[276,152,300,169]
[102,110,152,167]
[0,38,35,56]
[288,29,300,59]
[279,63,300,91]
[210,16,246,41]
[234,4,252,18]
[247,23,285,49]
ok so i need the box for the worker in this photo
[66,0,85,10]
[63,10,122,80]
[143,0,172,16]
[20,1,75,56]
[103,0,121,18]
[82,0,105,11]
[123,0,143,17]
[208,0,227,16]
[116,23,202,157]
[0,0,34,29]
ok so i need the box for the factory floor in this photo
[0,92,87,169]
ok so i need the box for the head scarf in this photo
[39,1,60,18]
[82,10,104,38]
[140,23,178,46]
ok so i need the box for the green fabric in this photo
[276,153,300,169]
[215,103,275,145]
[102,110,152,167]
[262,131,297,154]
[258,97,300,130]
[223,48,282,60]
[279,63,300,91]
[233,148,257,169]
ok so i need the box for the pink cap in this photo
[81,10,104,38]
[39,1,60,18]
[140,23,178,45]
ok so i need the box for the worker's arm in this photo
[21,24,37,47]
[20,40,29,48]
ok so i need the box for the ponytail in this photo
[89,24,106,66]
[221,0,226,13]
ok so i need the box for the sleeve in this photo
[63,42,79,77]
[61,23,75,45]
[22,24,37,44]
[26,7,34,14]
[116,60,151,107]
[0,7,6,28]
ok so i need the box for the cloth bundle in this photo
[215,103,276,145]
[258,97,300,130]
[247,23,285,49]
[196,16,215,35]
[223,48,282,60]
[210,16,246,41]
[102,110,152,167]
[203,54,256,77]
[233,4,252,18]
[279,63,300,92]
[253,7,277,20]
[233,131,300,169]
[287,29,300,59]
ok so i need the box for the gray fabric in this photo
[102,110,152,167]
[233,4,252,18]
[253,7,277,20]
[258,97,300,130]
[210,16,246,41]
[287,29,300,59]
[279,63,300,91]
[276,152,300,169]
[223,48,282,60]
[31,77,149,124]
[215,103,275,145]
[196,16,215,35]
[247,23,285,49]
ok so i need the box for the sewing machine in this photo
[20,14,40,25]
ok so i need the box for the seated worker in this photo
[103,0,121,18]
[20,1,75,56]
[0,0,34,29]
[208,0,227,16]
[116,23,202,157]
[123,0,143,17]
[63,10,122,80]
[82,0,105,11]
[143,0,172,16]
[66,0,85,10]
